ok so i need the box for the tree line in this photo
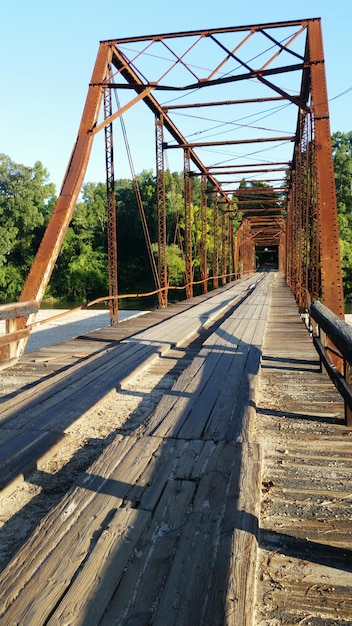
[0,162,215,303]
[0,130,351,304]
[333,132,352,300]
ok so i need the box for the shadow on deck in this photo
[0,272,351,625]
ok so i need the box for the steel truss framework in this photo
[18,18,344,337]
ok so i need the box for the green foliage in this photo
[332,132,352,301]
[49,200,108,301]
[151,242,185,286]
[340,239,352,302]
[64,246,108,300]
[6,136,352,306]
[0,263,23,302]
[0,154,56,302]
[115,170,157,292]
[166,244,185,285]
[0,160,242,303]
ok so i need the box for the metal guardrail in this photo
[310,300,352,426]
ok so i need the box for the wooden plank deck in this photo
[0,271,351,625]
[254,274,352,624]
[0,273,270,625]
[0,273,258,492]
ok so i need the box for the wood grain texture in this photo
[0,273,274,625]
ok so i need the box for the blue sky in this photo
[1,0,351,193]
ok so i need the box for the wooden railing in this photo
[310,301,352,426]
[0,301,38,369]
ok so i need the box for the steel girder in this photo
[15,19,344,353]
[19,43,111,304]
[183,149,193,298]
[213,193,219,289]
[308,19,344,317]
[155,115,168,308]
[104,79,119,324]
[220,208,227,285]
[200,175,208,293]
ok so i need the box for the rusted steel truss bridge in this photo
[0,18,345,364]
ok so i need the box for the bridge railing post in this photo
[310,301,352,426]
[345,363,352,426]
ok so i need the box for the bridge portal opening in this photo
[256,246,278,269]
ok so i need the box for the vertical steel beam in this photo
[295,123,304,307]
[309,146,320,302]
[303,116,311,304]
[229,213,235,280]
[225,210,231,280]
[200,174,208,293]
[104,78,118,325]
[234,224,241,278]
[279,225,286,275]
[308,19,344,317]
[213,193,219,288]
[220,208,226,285]
[286,174,295,292]
[249,226,256,273]
[184,148,193,298]
[155,115,168,307]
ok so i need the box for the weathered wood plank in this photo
[224,443,262,626]
[2,344,151,425]
[0,326,30,347]
[137,439,203,511]
[258,565,352,621]
[151,441,240,625]
[145,278,271,443]
[203,341,253,441]
[0,300,38,320]
[0,343,161,488]
[100,479,196,626]
[144,353,210,435]
[170,438,206,479]
[0,435,160,623]
[0,340,135,418]
[225,345,262,442]
[255,273,351,624]
[47,507,152,626]
[0,429,65,490]
[147,351,224,438]
[0,273,276,625]
[177,348,242,440]
[0,434,129,613]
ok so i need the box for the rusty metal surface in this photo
[104,80,119,325]
[308,19,344,317]
[9,19,344,363]
[155,115,168,308]
[104,20,342,312]
[20,42,112,307]
[200,175,208,293]
[183,148,193,298]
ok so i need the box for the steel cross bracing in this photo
[14,18,344,356]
